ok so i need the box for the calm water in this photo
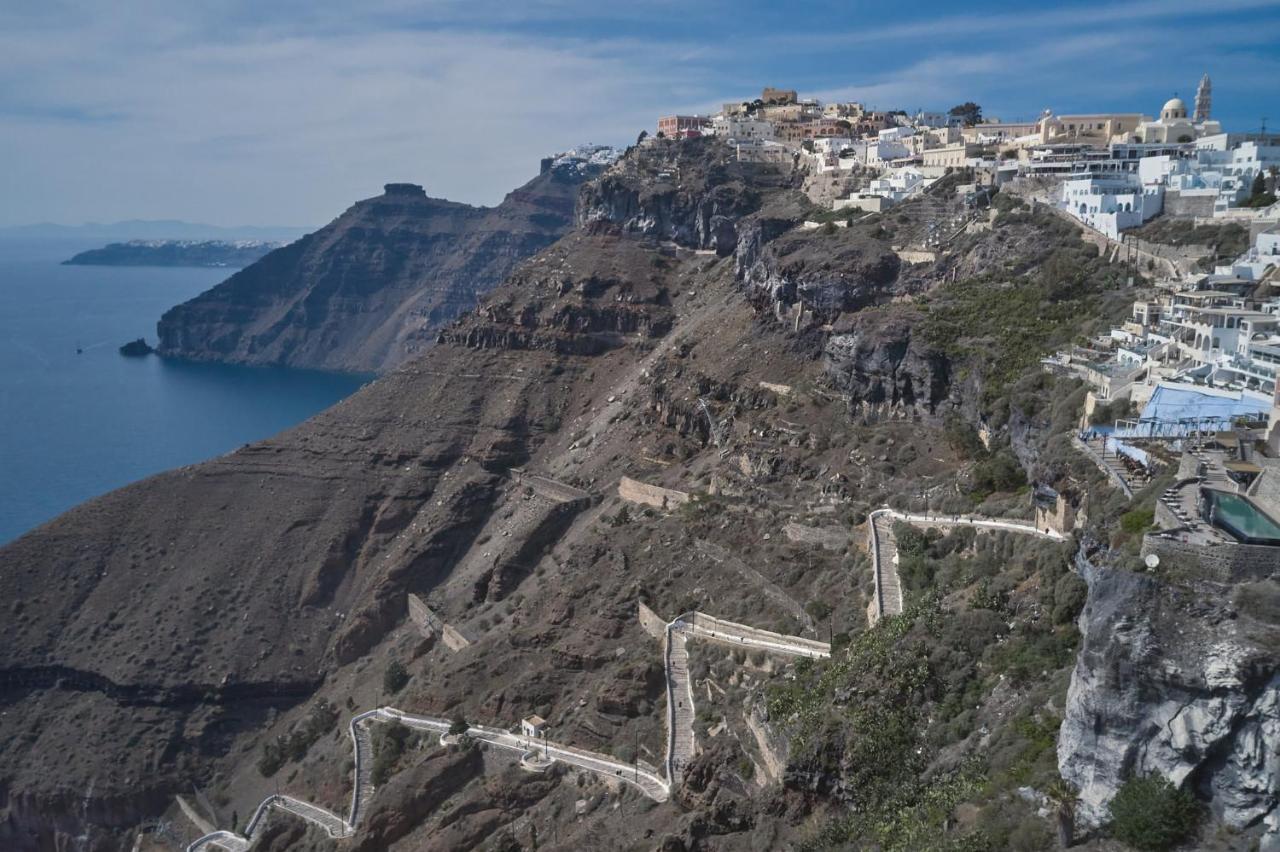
[0,240,370,544]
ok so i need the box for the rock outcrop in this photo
[157,157,609,373]
[1059,558,1280,846]
[739,222,902,322]
[822,305,952,416]
[578,137,790,254]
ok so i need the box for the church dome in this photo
[1162,97,1187,119]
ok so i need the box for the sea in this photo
[0,239,370,544]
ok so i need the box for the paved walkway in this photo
[660,612,830,785]
[663,624,695,782]
[867,508,1066,623]
[187,709,666,851]
[185,605,828,850]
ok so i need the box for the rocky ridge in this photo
[157,154,613,373]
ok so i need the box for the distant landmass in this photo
[0,219,312,243]
[63,239,284,268]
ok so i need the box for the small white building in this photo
[864,139,912,167]
[866,166,928,202]
[1060,173,1164,238]
[913,110,952,129]
[521,715,548,739]
[878,126,916,144]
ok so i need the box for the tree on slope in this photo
[949,102,983,126]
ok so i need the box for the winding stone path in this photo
[186,608,828,850]
[867,508,1066,624]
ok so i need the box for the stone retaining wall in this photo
[1140,534,1279,583]
[618,476,690,510]
[686,612,830,657]
[637,600,667,640]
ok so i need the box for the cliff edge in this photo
[156,155,610,373]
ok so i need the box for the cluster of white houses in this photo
[1061,239,1280,413]
[655,83,1280,557]
[656,78,1279,235]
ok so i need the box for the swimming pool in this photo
[1204,489,1280,546]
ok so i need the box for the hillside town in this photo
[656,78,1280,564]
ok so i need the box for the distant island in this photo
[63,239,283,268]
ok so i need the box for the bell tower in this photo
[1194,74,1212,123]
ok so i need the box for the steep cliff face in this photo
[157,160,604,373]
[1059,559,1280,846]
[0,140,811,851]
[821,305,953,417]
[577,137,791,253]
[738,223,902,322]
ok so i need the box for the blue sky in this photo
[2,0,1278,228]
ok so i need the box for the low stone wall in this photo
[1140,535,1279,583]
[894,249,937,264]
[1164,191,1216,219]
[510,468,591,505]
[758,381,792,396]
[686,612,830,657]
[618,476,690,510]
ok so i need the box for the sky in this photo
[2,0,1278,229]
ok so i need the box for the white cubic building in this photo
[1060,173,1164,238]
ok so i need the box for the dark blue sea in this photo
[0,239,370,544]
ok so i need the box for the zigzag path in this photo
[186,611,828,850]
[867,508,1066,623]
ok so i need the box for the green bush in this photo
[1108,775,1200,851]
[1051,573,1088,625]
[256,700,339,777]
[971,450,1027,495]
[371,720,414,785]
[383,659,410,694]
[1120,508,1155,535]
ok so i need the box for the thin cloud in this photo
[0,0,1276,227]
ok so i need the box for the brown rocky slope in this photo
[4,138,1250,851]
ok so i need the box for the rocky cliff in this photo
[3,138,1274,851]
[1059,555,1280,846]
[157,155,611,373]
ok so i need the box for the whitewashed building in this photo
[1060,173,1164,238]
[710,116,775,143]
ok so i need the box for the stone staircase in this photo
[871,514,903,620]
[664,626,695,781]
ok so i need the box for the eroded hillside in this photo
[2,138,1271,852]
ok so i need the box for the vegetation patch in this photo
[1108,775,1201,851]
[257,700,339,778]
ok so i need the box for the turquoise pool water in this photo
[1206,489,1280,546]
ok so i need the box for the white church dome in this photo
[1162,97,1187,114]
